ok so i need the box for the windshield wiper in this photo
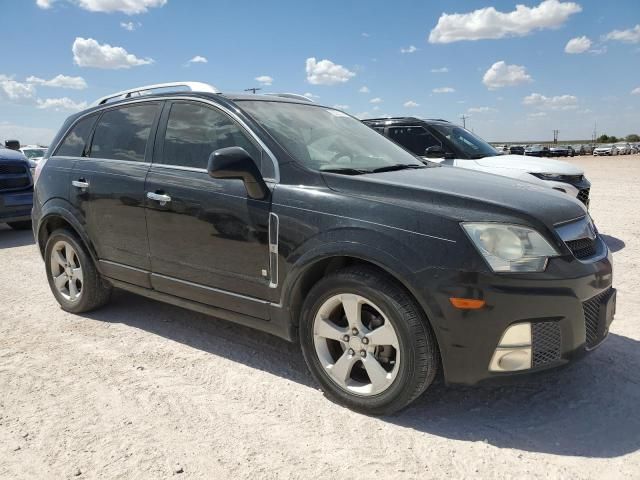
[320,167,371,175]
[371,164,426,173]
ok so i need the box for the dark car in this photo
[508,145,525,155]
[549,145,571,157]
[0,146,34,230]
[524,144,550,157]
[33,82,615,415]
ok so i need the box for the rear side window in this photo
[388,127,441,156]
[90,104,159,162]
[161,102,261,171]
[55,114,97,157]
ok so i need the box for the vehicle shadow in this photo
[600,234,626,253]
[0,224,35,248]
[83,290,640,459]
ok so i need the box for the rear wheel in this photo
[300,266,438,415]
[45,229,112,313]
[7,220,32,230]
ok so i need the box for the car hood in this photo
[323,165,586,228]
[594,146,611,151]
[0,148,28,162]
[472,154,582,174]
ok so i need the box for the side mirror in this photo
[208,147,269,200]
[424,145,444,157]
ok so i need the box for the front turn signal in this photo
[449,297,486,310]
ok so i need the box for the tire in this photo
[44,228,112,313]
[299,266,439,415]
[7,220,32,230]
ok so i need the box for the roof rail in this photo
[265,93,314,102]
[91,81,219,106]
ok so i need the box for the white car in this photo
[593,144,616,156]
[613,142,630,155]
[363,118,592,208]
[20,145,48,162]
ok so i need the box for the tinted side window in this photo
[54,114,97,157]
[161,102,261,171]
[388,127,441,156]
[90,104,159,162]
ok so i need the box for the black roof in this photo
[362,117,451,126]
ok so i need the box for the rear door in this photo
[69,102,162,287]
[145,100,273,318]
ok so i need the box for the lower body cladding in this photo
[420,250,614,385]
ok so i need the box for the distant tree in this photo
[597,134,610,143]
[626,134,640,142]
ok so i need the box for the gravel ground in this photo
[1,155,639,479]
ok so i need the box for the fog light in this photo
[489,322,532,372]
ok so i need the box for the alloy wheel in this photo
[50,240,83,302]
[312,294,400,396]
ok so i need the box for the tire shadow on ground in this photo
[83,289,640,459]
[0,224,35,248]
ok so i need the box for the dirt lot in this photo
[1,155,639,479]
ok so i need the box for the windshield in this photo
[239,101,425,173]
[429,123,499,159]
[23,148,47,158]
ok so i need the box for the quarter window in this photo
[54,114,97,157]
[90,104,159,162]
[161,102,262,171]
[388,127,441,156]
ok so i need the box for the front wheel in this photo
[300,266,439,415]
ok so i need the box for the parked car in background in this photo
[613,142,630,155]
[593,144,616,156]
[32,82,614,415]
[524,144,550,157]
[20,145,48,163]
[363,117,591,207]
[574,144,593,155]
[630,143,639,154]
[0,146,34,230]
[549,145,572,157]
[509,145,525,155]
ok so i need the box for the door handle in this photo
[146,191,172,205]
[72,179,89,189]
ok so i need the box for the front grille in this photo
[583,289,611,348]
[532,322,562,367]
[566,237,597,259]
[0,162,30,191]
[577,188,590,206]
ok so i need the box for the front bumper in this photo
[0,190,33,223]
[420,246,614,386]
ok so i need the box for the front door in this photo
[70,102,162,287]
[145,100,272,318]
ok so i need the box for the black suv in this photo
[1,146,34,230]
[33,83,615,414]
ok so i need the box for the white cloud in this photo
[528,111,548,118]
[400,45,418,54]
[40,0,167,14]
[361,33,370,38]
[565,36,592,54]
[305,57,355,85]
[467,106,496,113]
[523,92,578,110]
[358,86,370,93]
[369,97,382,104]
[605,24,640,44]
[482,61,532,89]
[433,87,455,93]
[0,122,56,145]
[0,75,37,100]
[120,21,141,31]
[632,87,640,95]
[332,104,350,110]
[431,67,449,73]
[429,0,582,44]
[186,55,207,65]
[72,37,153,69]
[36,97,88,111]
[303,92,320,99]
[404,100,419,108]
[26,74,87,89]
[255,75,273,86]
[355,111,370,119]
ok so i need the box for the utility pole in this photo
[553,129,559,144]
[244,87,262,94]
[460,114,467,129]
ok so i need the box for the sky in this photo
[0,0,639,144]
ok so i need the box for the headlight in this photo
[530,172,562,181]
[462,223,559,272]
